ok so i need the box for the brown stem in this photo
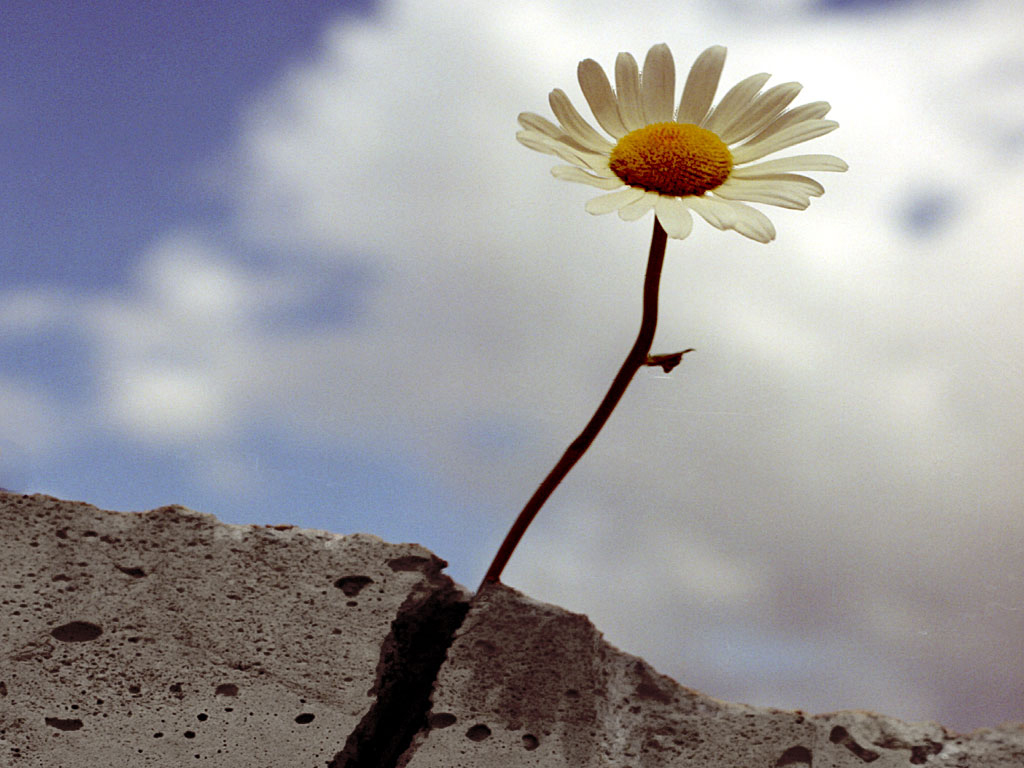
[480,217,672,589]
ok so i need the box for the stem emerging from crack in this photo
[481,217,691,589]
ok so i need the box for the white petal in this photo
[686,194,739,230]
[519,110,608,158]
[551,165,624,190]
[517,131,562,157]
[718,199,776,242]
[738,173,826,197]
[615,52,644,131]
[517,131,610,172]
[677,45,726,125]
[718,82,802,145]
[518,111,563,140]
[578,58,628,138]
[549,89,614,153]
[714,178,813,210]
[641,44,676,124]
[748,101,832,143]
[618,190,659,221]
[730,119,839,165]
[585,186,646,215]
[731,153,848,177]
[703,72,772,134]
[655,196,694,239]
[518,113,595,157]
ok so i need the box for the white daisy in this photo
[517,44,848,242]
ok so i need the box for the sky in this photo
[2,0,1023,734]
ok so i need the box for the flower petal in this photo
[714,177,815,210]
[641,43,676,124]
[731,153,848,177]
[516,131,561,157]
[730,119,839,165]
[686,194,739,230]
[578,58,628,138]
[518,112,595,157]
[718,81,802,145]
[618,189,659,221]
[549,88,614,153]
[747,101,832,143]
[718,199,777,242]
[759,173,825,196]
[703,72,772,134]
[614,52,645,131]
[517,111,564,140]
[517,131,610,172]
[655,196,694,239]
[677,45,726,125]
[585,186,646,215]
[551,165,624,190]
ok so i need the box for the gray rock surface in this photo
[404,584,1024,767]
[0,491,466,766]
[2,491,1022,767]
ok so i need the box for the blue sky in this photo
[3,1,374,286]
[1,0,459,546]
[3,0,1023,732]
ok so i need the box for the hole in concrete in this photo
[386,555,432,572]
[50,621,103,642]
[45,717,83,731]
[334,575,374,597]
[474,639,498,655]
[117,565,147,577]
[184,731,196,739]
[522,734,540,750]
[215,683,239,697]
[295,713,315,724]
[775,745,813,766]
[829,726,880,762]
[466,724,492,741]
[634,664,674,703]
[428,713,457,729]
[910,742,944,764]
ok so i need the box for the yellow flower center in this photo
[608,122,733,197]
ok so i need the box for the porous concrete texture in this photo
[404,584,1024,767]
[2,492,1022,767]
[0,491,468,766]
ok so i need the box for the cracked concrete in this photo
[0,491,468,765]
[2,492,1022,767]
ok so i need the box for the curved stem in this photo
[480,218,670,589]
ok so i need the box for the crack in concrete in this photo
[328,565,469,768]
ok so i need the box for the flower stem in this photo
[480,217,678,589]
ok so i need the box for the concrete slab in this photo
[3,492,1022,767]
[0,492,466,767]
[400,582,1024,767]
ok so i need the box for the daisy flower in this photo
[517,44,847,242]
